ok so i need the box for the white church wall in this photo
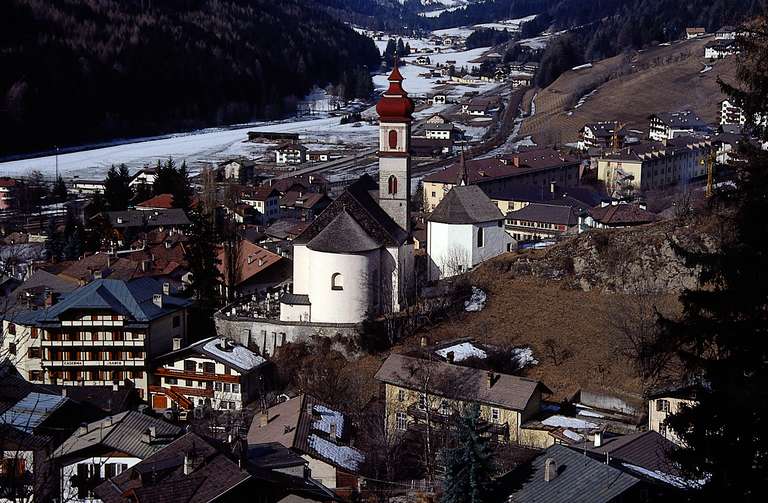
[280,302,311,322]
[472,220,513,266]
[292,244,310,294]
[307,248,380,324]
[427,221,474,279]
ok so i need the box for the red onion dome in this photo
[376,65,414,122]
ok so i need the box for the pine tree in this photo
[44,218,63,262]
[51,175,68,203]
[104,164,133,211]
[187,204,222,309]
[440,404,494,503]
[650,14,768,500]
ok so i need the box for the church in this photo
[279,65,416,325]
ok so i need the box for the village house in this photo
[220,157,256,183]
[578,121,627,151]
[217,239,289,298]
[128,167,158,189]
[705,39,739,59]
[505,203,579,243]
[149,336,269,411]
[50,411,182,502]
[0,178,18,211]
[307,150,342,163]
[484,182,608,215]
[429,94,447,105]
[247,394,365,492]
[72,179,107,195]
[424,122,457,140]
[275,143,309,165]
[715,25,737,40]
[685,27,706,39]
[595,137,713,194]
[427,183,512,279]
[1,278,191,398]
[415,55,431,65]
[410,137,453,158]
[135,193,176,211]
[425,113,449,125]
[584,202,658,229]
[279,191,332,220]
[241,186,281,225]
[647,385,697,446]
[423,148,582,211]
[97,208,191,243]
[374,353,551,446]
[648,110,711,141]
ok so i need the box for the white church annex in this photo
[279,64,416,325]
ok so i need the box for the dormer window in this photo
[388,175,398,195]
[388,129,398,149]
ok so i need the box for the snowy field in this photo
[432,15,537,38]
[0,116,378,178]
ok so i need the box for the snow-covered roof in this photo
[541,415,598,430]
[312,404,345,438]
[201,338,267,373]
[435,342,487,362]
[307,434,364,472]
[621,463,705,490]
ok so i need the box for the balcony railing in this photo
[41,339,145,347]
[45,360,145,367]
[154,367,240,384]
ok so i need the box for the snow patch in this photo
[571,63,593,71]
[541,415,598,429]
[308,434,365,472]
[312,404,345,437]
[700,65,713,73]
[202,339,266,371]
[436,342,487,362]
[578,409,605,418]
[511,347,538,368]
[563,429,583,441]
[464,287,486,312]
[621,463,705,489]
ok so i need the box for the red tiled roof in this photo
[0,178,18,187]
[136,193,175,209]
[216,240,283,286]
[589,204,658,225]
[424,149,579,184]
[244,186,278,201]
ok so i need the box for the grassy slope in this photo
[520,36,738,145]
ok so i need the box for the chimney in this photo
[329,423,337,441]
[486,372,495,389]
[78,423,88,436]
[61,388,67,397]
[172,337,182,350]
[184,454,194,475]
[550,181,556,195]
[544,458,558,482]
[594,431,603,448]
[93,270,103,280]
[259,411,269,427]
[420,336,429,347]
[106,254,112,268]
[104,416,113,427]
[45,291,59,307]
[257,258,264,267]
[446,351,455,363]
[153,293,163,308]
[163,282,170,295]
[512,156,520,167]
[165,241,172,249]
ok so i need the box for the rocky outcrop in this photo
[485,218,718,294]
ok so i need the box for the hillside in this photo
[520,36,738,145]
[0,0,380,156]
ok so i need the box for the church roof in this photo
[428,185,504,224]
[294,175,408,249]
[307,210,381,253]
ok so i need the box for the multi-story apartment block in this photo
[648,110,710,141]
[596,137,713,193]
[1,278,190,398]
[149,336,269,411]
[374,353,550,446]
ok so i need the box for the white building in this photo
[648,110,710,141]
[50,411,181,503]
[150,337,268,411]
[276,143,308,165]
[128,167,158,188]
[427,181,512,280]
[279,65,416,324]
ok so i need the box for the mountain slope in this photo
[0,0,380,156]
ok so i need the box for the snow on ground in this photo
[511,347,538,368]
[464,286,487,312]
[308,434,365,471]
[373,36,434,55]
[406,46,490,70]
[0,116,378,178]
[312,404,345,437]
[517,30,566,50]
[203,338,266,371]
[432,16,535,38]
[541,415,598,429]
[700,64,713,73]
[374,57,497,99]
[563,429,584,441]
[436,342,488,362]
[578,409,605,418]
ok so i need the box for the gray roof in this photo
[16,278,190,326]
[153,337,268,375]
[52,410,182,460]
[281,293,311,305]
[429,185,504,224]
[506,444,642,502]
[425,123,454,131]
[374,353,548,411]
[307,210,380,253]
[652,110,709,130]
[1,269,78,316]
[507,203,579,226]
[569,431,680,475]
[102,208,191,228]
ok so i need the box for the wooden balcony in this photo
[153,367,240,384]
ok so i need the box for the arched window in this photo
[388,129,398,149]
[331,273,343,291]
[387,175,398,195]
[477,227,484,248]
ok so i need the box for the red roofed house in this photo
[423,148,582,211]
[241,186,280,225]
[135,193,175,210]
[0,177,18,210]
[217,240,290,298]
[584,203,658,229]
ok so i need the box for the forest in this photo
[0,0,380,156]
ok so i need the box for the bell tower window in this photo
[388,175,398,195]
[388,129,398,149]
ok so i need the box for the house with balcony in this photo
[149,336,269,411]
[374,353,551,447]
[647,384,697,446]
[1,278,191,399]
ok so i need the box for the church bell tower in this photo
[376,61,414,233]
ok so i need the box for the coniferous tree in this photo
[187,204,222,309]
[51,176,68,203]
[44,218,63,262]
[440,404,494,503]
[104,164,133,211]
[649,14,768,500]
